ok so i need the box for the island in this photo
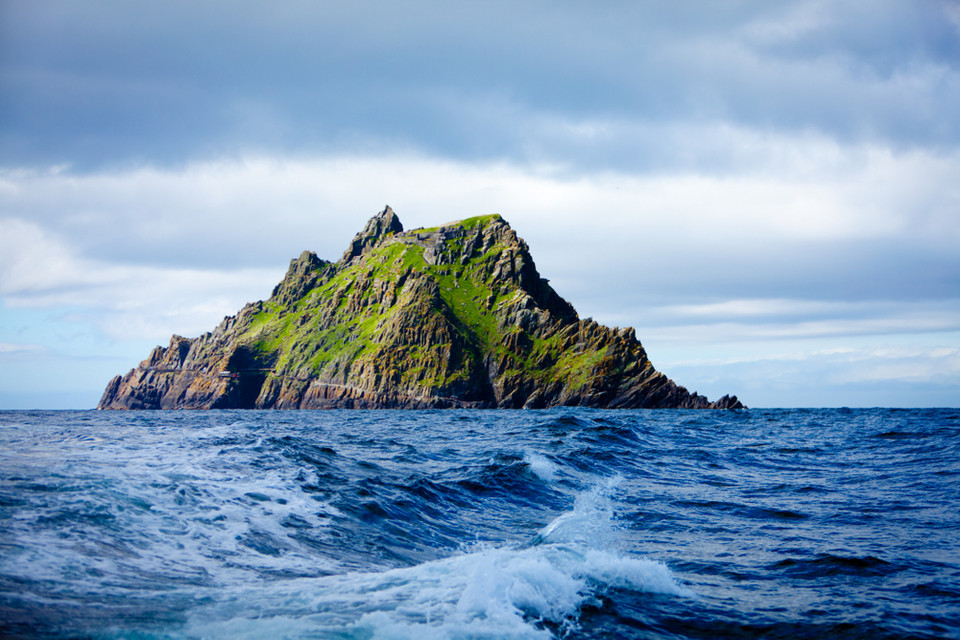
[99,207,743,410]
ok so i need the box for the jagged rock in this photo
[340,205,404,264]
[99,207,743,410]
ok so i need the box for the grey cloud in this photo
[4,141,958,308]
[744,1,960,75]
[550,237,960,321]
[2,0,957,171]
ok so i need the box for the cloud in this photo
[0,217,86,294]
[839,346,960,384]
[658,335,960,407]
[2,1,957,169]
[634,299,960,342]
[0,216,281,341]
[664,340,960,373]
[2,144,957,347]
[742,0,960,73]
[0,342,44,354]
[3,140,957,260]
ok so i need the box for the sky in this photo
[1,0,958,409]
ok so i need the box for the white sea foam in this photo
[532,481,619,549]
[523,451,558,482]
[185,481,692,639]
[0,425,345,598]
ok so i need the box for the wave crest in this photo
[186,482,691,639]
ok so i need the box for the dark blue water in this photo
[1,409,958,639]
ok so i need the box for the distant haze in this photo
[1,1,958,408]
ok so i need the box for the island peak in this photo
[99,207,743,410]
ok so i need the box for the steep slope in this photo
[99,206,742,410]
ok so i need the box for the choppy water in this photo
[1,408,958,639]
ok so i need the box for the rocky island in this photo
[99,207,742,410]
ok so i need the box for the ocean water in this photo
[1,409,958,639]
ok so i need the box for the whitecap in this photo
[522,451,558,483]
[184,481,692,639]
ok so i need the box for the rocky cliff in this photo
[99,207,743,410]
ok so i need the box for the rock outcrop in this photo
[99,206,743,410]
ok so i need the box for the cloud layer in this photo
[3,1,958,169]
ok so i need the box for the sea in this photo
[0,408,958,639]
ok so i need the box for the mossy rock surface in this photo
[98,207,742,410]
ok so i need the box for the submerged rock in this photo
[99,206,743,410]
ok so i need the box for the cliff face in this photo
[99,207,743,410]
